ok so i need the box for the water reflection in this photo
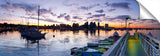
[84,30,88,36]
[21,36,45,44]
[0,29,159,56]
[73,30,79,35]
[83,30,100,37]
[22,35,46,56]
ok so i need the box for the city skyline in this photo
[0,0,159,28]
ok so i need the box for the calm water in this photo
[0,29,160,56]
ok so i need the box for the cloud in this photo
[72,16,82,19]
[104,15,131,22]
[79,4,100,10]
[108,9,116,12]
[104,2,110,6]
[104,15,159,24]
[115,15,130,19]
[86,13,92,15]
[142,19,159,23]
[87,14,105,19]
[43,18,62,23]
[57,13,67,18]
[39,8,52,15]
[92,14,105,17]
[63,0,79,6]
[87,16,93,19]
[21,16,62,23]
[111,2,130,9]
[103,16,158,25]
[91,19,102,22]
[95,9,104,13]
[79,6,91,10]
[64,15,70,21]
[51,12,56,16]
[0,1,54,16]
[127,19,159,24]
[0,2,37,13]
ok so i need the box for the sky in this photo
[0,0,159,28]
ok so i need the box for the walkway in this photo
[126,36,146,56]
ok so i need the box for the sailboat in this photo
[20,5,46,38]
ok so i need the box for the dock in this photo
[103,32,160,56]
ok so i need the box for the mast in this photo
[38,5,40,30]
[27,18,29,26]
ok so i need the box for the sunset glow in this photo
[0,0,159,28]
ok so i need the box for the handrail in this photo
[140,32,160,44]
[138,32,160,56]
[102,32,160,56]
[102,32,129,56]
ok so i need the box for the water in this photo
[0,29,159,56]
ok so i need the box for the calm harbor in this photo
[0,29,159,56]
[0,0,160,56]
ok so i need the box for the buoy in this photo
[53,35,55,37]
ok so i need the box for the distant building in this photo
[52,24,55,27]
[66,24,71,28]
[84,22,89,29]
[90,22,96,29]
[98,22,100,28]
[60,24,66,27]
[72,23,79,29]
[60,24,67,29]
[105,24,108,28]
[44,25,46,26]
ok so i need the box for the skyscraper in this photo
[98,22,100,28]
[105,24,108,28]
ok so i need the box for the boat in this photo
[19,6,46,38]
[98,45,111,50]
[87,42,113,47]
[98,40,113,43]
[87,43,99,47]
[71,47,88,55]
[73,52,102,56]
[103,38,114,42]
[20,28,46,38]
[71,47,102,55]
[71,38,114,55]
[70,31,121,55]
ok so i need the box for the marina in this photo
[0,0,160,56]
[0,29,160,56]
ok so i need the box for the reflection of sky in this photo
[0,29,160,56]
[0,29,126,56]
[0,0,159,28]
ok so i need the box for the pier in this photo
[126,36,146,56]
[103,32,160,56]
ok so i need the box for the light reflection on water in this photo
[0,29,159,56]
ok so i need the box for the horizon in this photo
[0,0,159,28]
[0,22,159,28]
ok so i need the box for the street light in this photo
[125,18,131,28]
[128,23,132,28]
[125,18,131,33]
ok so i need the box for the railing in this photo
[138,32,160,56]
[102,32,130,56]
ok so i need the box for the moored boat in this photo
[19,6,47,38]
[71,31,121,55]
[19,28,46,38]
